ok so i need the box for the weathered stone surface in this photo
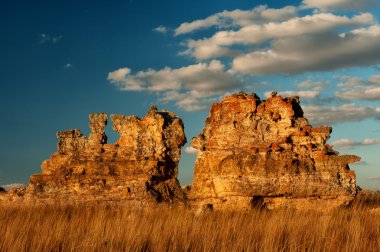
[189,92,360,210]
[21,107,187,205]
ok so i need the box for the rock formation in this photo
[1,91,361,210]
[189,92,360,210]
[21,107,187,205]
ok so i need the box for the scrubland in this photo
[1,190,380,252]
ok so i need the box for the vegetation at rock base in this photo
[0,190,380,252]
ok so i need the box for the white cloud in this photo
[264,90,320,99]
[153,25,168,34]
[338,86,380,100]
[232,25,380,75]
[108,67,143,91]
[40,33,63,44]
[264,80,327,100]
[337,75,380,100]
[332,138,380,150]
[64,63,72,69]
[108,60,243,111]
[1,183,24,191]
[366,176,380,181]
[297,81,327,90]
[337,76,366,87]
[184,146,199,155]
[176,15,219,36]
[302,0,376,11]
[184,13,374,60]
[369,75,380,84]
[303,103,380,125]
[110,3,380,113]
[159,90,221,111]
[108,60,241,92]
[175,5,297,36]
[353,160,368,166]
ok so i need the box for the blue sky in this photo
[1,0,380,189]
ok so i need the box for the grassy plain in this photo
[0,190,380,252]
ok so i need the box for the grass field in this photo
[1,190,380,252]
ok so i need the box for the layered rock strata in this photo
[189,92,360,210]
[22,107,187,205]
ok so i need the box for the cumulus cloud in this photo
[264,80,327,100]
[109,3,380,113]
[63,63,72,69]
[159,90,223,111]
[302,0,376,11]
[297,81,327,90]
[108,60,243,111]
[108,60,241,92]
[232,25,380,75]
[337,75,380,100]
[184,146,199,155]
[183,13,374,60]
[337,76,366,87]
[369,75,380,83]
[40,33,62,44]
[353,160,368,166]
[332,138,380,150]
[338,86,380,100]
[303,103,380,125]
[1,183,24,191]
[366,176,380,181]
[175,5,297,35]
[153,25,168,34]
[264,90,320,99]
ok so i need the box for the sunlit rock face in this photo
[189,92,360,210]
[24,107,187,205]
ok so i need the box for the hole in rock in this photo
[104,121,119,144]
[178,146,197,186]
[251,196,266,210]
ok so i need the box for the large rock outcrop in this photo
[189,92,360,210]
[23,107,187,205]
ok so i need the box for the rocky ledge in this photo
[188,92,360,210]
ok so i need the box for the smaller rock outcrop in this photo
[189,92,360,210]
[21,107,187,205]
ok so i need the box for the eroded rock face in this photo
[23,107,186,205]
[189,92,360,210]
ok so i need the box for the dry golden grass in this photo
[1,191,380,252]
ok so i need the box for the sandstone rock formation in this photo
[21,107,186,205]
[189,92,360,210]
